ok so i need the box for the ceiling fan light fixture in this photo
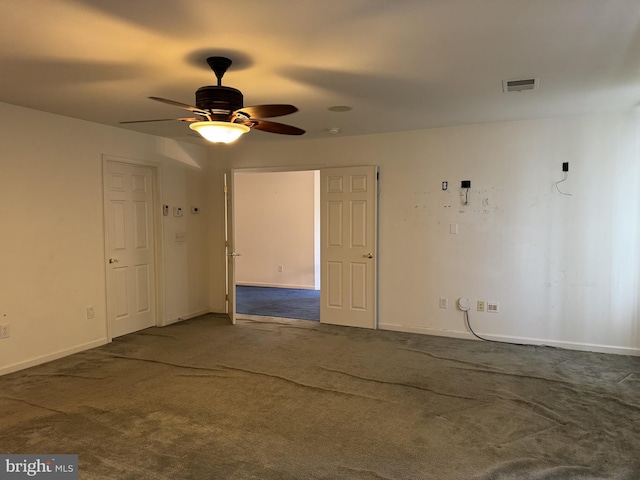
[189,121,250,143]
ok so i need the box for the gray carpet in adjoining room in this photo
[236,285,320,321]
[0,314,639,479]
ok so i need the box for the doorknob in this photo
[109,258,119,264]
[363,253,374,259]
[226,252,242,257]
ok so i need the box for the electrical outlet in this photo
[0,324,10,339]
[277,265,284,273]
[87,307,95,319]
[477,300,485,312]
[487,301,500,313]
[439,297,448,309]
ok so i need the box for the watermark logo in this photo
[1,455,77,479]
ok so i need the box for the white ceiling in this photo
[1,0,639,144]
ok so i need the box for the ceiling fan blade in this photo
[246,119,305,135]
[236,104,298,118]
[120,118,200,124]
[149,97,209,116]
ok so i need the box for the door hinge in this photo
[225,294,229,301]
[223,185,228,194]
[225,241,230,247]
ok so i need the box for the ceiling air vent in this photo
[502,77,539,93]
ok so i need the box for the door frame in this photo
[102,154,165,341]
[231,166,321,322]
[224,171,237,324]
[230,165,378,327]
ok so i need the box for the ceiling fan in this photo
[121,56,305,143]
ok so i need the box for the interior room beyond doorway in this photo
[234,170,320,321]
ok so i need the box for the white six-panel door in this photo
[320,166,378,329]
[104,161,156,338]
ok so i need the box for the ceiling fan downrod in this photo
[206,56,232,87]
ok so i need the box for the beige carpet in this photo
[0,314,639,479]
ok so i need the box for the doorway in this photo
[229,166,379,329]
[234,170,320,321]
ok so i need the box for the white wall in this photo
[4,103,634,375]
[234,170,318,289]
[209,112,640,356]
[0,102,211,374]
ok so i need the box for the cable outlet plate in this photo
[0,324,10,339]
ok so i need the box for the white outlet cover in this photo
[487,301,500,313]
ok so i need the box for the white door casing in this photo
[225,172,238,324]
[104,161,157,338]
[320,166,378,329]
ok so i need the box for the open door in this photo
[224,172,240,324]
[320,166,378,329]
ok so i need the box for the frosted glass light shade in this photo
[189,121,250,144]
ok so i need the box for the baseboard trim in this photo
[236,282,318,290]
[236,314,310,323]
[378,323,640,357]
[0,338,110,376]
[164,309,212,326]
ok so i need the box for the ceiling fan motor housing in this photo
[195,86,243,114]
